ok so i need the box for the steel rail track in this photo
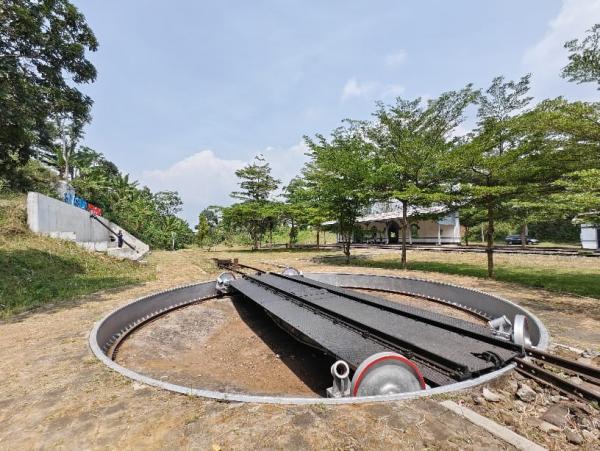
[241,273,463,384]
[221,261,493,321]
[225,261,600,402]
[515,356,600,402]
[270,272,519,351]
[312,243,600,257]
[233,271,522,386]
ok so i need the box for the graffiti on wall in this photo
[63,189,103,217]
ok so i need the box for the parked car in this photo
[504,235,539,245]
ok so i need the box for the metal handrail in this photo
[89,214,137,252]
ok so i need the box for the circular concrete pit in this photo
[89,272,550,404]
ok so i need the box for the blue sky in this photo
[72,0,599,224]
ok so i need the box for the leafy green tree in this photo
[0,0,98,183]
[221,202,268,250]
[562,24,600,88]
[196,214,210,247]
[231,154,280,202]
[199,206,221,228]
[153,191,183,217]
[261,201,282,248]
[457,206,486,246]
[552,169,600,224]
[452,76,534,277]
[504,98,600,233]
[369,86,477,268]
[281,175,329,248]
[304,122,374,262]
[227,155,280,249]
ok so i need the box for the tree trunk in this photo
[520,223,527,249]
[343,241,351,263]
[316,226,320,249]
[464,226,469,246]
[486,204,495,278]
[289,219,295,248]
[401,201,408,269]
[269,226,273,249]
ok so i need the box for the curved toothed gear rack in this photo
[89,272,549,405]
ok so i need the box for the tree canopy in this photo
[0,0,98,182]
[562,24,600,88]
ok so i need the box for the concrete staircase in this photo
[27,192,150,261]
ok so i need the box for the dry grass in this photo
[0,194,28,236]
[0,194,155,317]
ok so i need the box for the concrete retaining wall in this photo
[27,192,149,260]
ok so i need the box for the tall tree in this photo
[304,122,374,262]
[196,214,210,247]
[0,0,98,181]
[198,206,221,228]
[231,154,280,202]
[228,155,280,249]
[453,75,533,277]
[562,23,600,88]
[283,175,329,248]
[153,191,183,217]
[369,86,477,268]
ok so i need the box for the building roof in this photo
[323,205,448,226]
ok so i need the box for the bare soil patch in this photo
[117,296,334,396]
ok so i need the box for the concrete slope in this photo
[27,192,149,260]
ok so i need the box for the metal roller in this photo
[215,271,236,294]
[281,267,302,276]
[351,352,426,397]
[512,314,532,351]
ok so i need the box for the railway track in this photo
[516,349,600,402]
[284,243,599,257]
[219,260,600,401]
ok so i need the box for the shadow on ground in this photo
[230,295,335,395]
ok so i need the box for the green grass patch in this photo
[0,194,154,317]
[321,255,600,299]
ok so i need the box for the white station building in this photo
[325,202,462,245]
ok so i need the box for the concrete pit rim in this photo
[89,272,549,405]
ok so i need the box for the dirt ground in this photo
[1,247,599,450]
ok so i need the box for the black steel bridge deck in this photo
[229,273,522,387]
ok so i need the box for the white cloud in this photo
[341,77,377,100]
[385,50,408,67]
[523,0,600,98]
[139,143,310,225]
[341,77,405,101]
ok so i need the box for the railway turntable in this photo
[90,262,600,404]
[225,270,526,398]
